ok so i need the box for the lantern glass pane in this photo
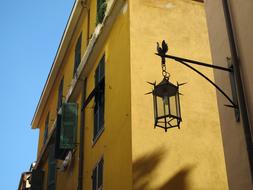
[176,93,181,118]
[153,95,157,120]
[157,96,165,118]
[169,95,177,117]
[163,97,169,116]
[168,118,178,127]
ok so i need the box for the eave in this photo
[31,0,87,129]
[31,0,126,129]
[33,0,126,169]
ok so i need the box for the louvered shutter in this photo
[97,0,107,24]
[55,114,67,160]
[60,103,78,149]
[30,170,44,190]
[94,63,100,139]
[74,34,82,76]
[43,113,49,145]
[93,55,105,139]
[92,158,104,190]
[98,159,103,188]
[48,144,56,190]
[57,78,64,111]
[92,167,97,190]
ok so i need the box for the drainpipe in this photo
[77,2,88,189]
[77,79,87,190]
[222,0,253,180]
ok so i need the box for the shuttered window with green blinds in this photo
[73,33,82,77]
[48,144,56,190]
[30,170,44,190]
[60,103,78,149]
[97,0,107,24]
[94,55,105,140]
[92,158,104,190]
[43,113,50,145]
[55,114,67,160]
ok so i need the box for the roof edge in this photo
[31,0,86,129]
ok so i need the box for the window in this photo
[57,78,64,112]
[92,158,103,190]
[55,103,78,160]
[30,170,44,190]
[97,0,107,24]
[48,144,56,190]
[73,33,82,77]
[94,55,105,140]
[43,113,49,145]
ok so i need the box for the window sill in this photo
[92,127,105,147]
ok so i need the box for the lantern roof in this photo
[153,78,178,97]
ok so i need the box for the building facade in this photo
[20,0,229,189]
[205,0,253,189]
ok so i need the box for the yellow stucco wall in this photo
[36,6,90,190]
[83,2,132,190]
[34,0,229,190]
[129,0,228,189]
[35,0,132,189]
[205,1,253,189]
[55,93,82,190]
[37,7,88,155]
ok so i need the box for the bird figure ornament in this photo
[157,40,168,55]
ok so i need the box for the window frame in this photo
[96,0,107,24]
[92,157,104,190]
[57,77,64,112]
[93,54,105,142]
[43,112,50,145]
[47,144,56,190]
[73,33,82,77]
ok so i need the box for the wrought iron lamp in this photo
[147,41,182,132]
[148,40,239,132]
[151,78,182,132]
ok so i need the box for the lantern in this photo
[152,78,182,132]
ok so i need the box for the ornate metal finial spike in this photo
[177,82,187,86]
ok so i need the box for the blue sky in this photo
[0,1,74,189]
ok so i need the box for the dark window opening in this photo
[43,113,50,145]
[30,169,44,190]
[93,55,105,140]
[55,103,78,160]
[92,158,103,190]
[57,78,64,112]
[97,0,107,24]
[48,144,56,190]
[73,33,82,77]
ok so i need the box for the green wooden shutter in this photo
[92,158,103,190]
[60,103,78,149]
[94,55,105,139]
[43,113,50,145]
[57,78,64,111]
[98,159,103,188]
[48,144,56,190]
[30,170,44,190]
[55,114,67,160]
[74,34,82,76]
[97,0,107,24]
[92,167,97,190]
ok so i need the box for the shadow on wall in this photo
[133,148,193,190]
